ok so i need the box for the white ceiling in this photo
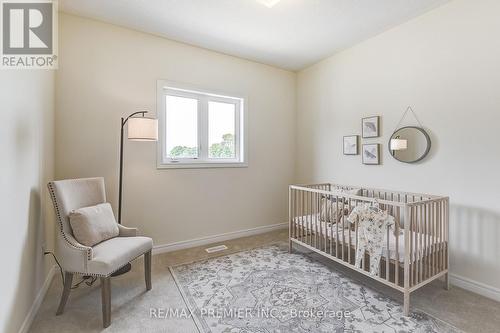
[59,0,450,71]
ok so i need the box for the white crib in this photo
[288,183,450,316]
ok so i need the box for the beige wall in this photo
[0,70,55,333]
[55,14,296,247]
[297,0,500,292]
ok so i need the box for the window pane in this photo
[208,101,236,159]
[166,95,198,158]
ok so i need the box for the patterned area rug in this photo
[170,245,461,333]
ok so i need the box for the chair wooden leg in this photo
[101,277,111,328]
[145,250,152,291]
[56,272,73,315]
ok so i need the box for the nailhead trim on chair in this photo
[66,252,147,277]
[47,182,93,262]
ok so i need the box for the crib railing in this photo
[288,183,449,316]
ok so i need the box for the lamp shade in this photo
[390,138,408,151]
[127,117,158,141]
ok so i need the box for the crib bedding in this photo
[293,215,442,262]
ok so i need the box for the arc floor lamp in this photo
[114,111,158,276]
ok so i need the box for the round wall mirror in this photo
[388,126,431,163]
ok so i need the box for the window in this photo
[157,81,247,168]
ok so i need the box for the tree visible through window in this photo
[168,133,235,158]
[209,133,234,158]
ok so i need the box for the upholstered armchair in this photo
[47,177,153,328]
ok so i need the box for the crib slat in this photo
[325,195,328,253]
[424,203,431,278]
[416,206,419,284]
[403,206,411,298]
[439,200,442,272]
[304,191,308,243]
[430,202,434,277]
[318,192,321,250]
[291,189,295,240]
[386,218,390,281]
[314,192,318,249]
[436,201,439,272]
[440,200,444,273]
[291,189,295,241]
[424,203,428,280]
[415,206,419,284]
[299,191,307,243]
[418,205,423,283]
[319,193,323,251]
[317,192,321,250]
[410,207,414,287]
[395,206,400,287]
[317,192,320,249]
[301,191,304,243]
[432,202,436,276]
[428,202,432,279]
[306,191,310,246]
[446,198,449,271]
[361,200,366,271]
[308,191,311,246]
[311,191,314,247]
[303,191,307,245]
[342,197,345,262]
[289,188,292,240]
[316,192,320,249]
[295,190,302,241]
[292,189,296,241]
[437,200,441,272]
[348,198,352,265]
[297,189,300,240]
[329,197,333,255]
[435,201,438,275]
[288,189,297,240]
[384,191,389,280]
[296,190,300,241]
[298,190,302,241]
[443,200,447,272]
[336,196,339,259]
[355,207,358,267]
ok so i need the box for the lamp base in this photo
[111,262,132,277]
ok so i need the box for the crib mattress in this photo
[293,215,444,262]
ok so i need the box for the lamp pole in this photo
[112,110,152,277]
[118,111,148,224]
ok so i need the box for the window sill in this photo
[157,162,248,169]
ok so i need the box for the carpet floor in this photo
[28,229,500,332]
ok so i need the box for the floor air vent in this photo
[205,245,228,253]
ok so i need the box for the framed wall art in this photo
[362,116,380,138]
[343,135,359,155]
[362,143,380,165]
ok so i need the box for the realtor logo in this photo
[1,0,57,69]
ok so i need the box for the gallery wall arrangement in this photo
[344,115,381,165]
[343,107,431,166]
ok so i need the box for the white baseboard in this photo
[18,265,57,333]
[449,273,500,303]
[153,222,288,255]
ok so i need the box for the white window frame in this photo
[157,80,248,169]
